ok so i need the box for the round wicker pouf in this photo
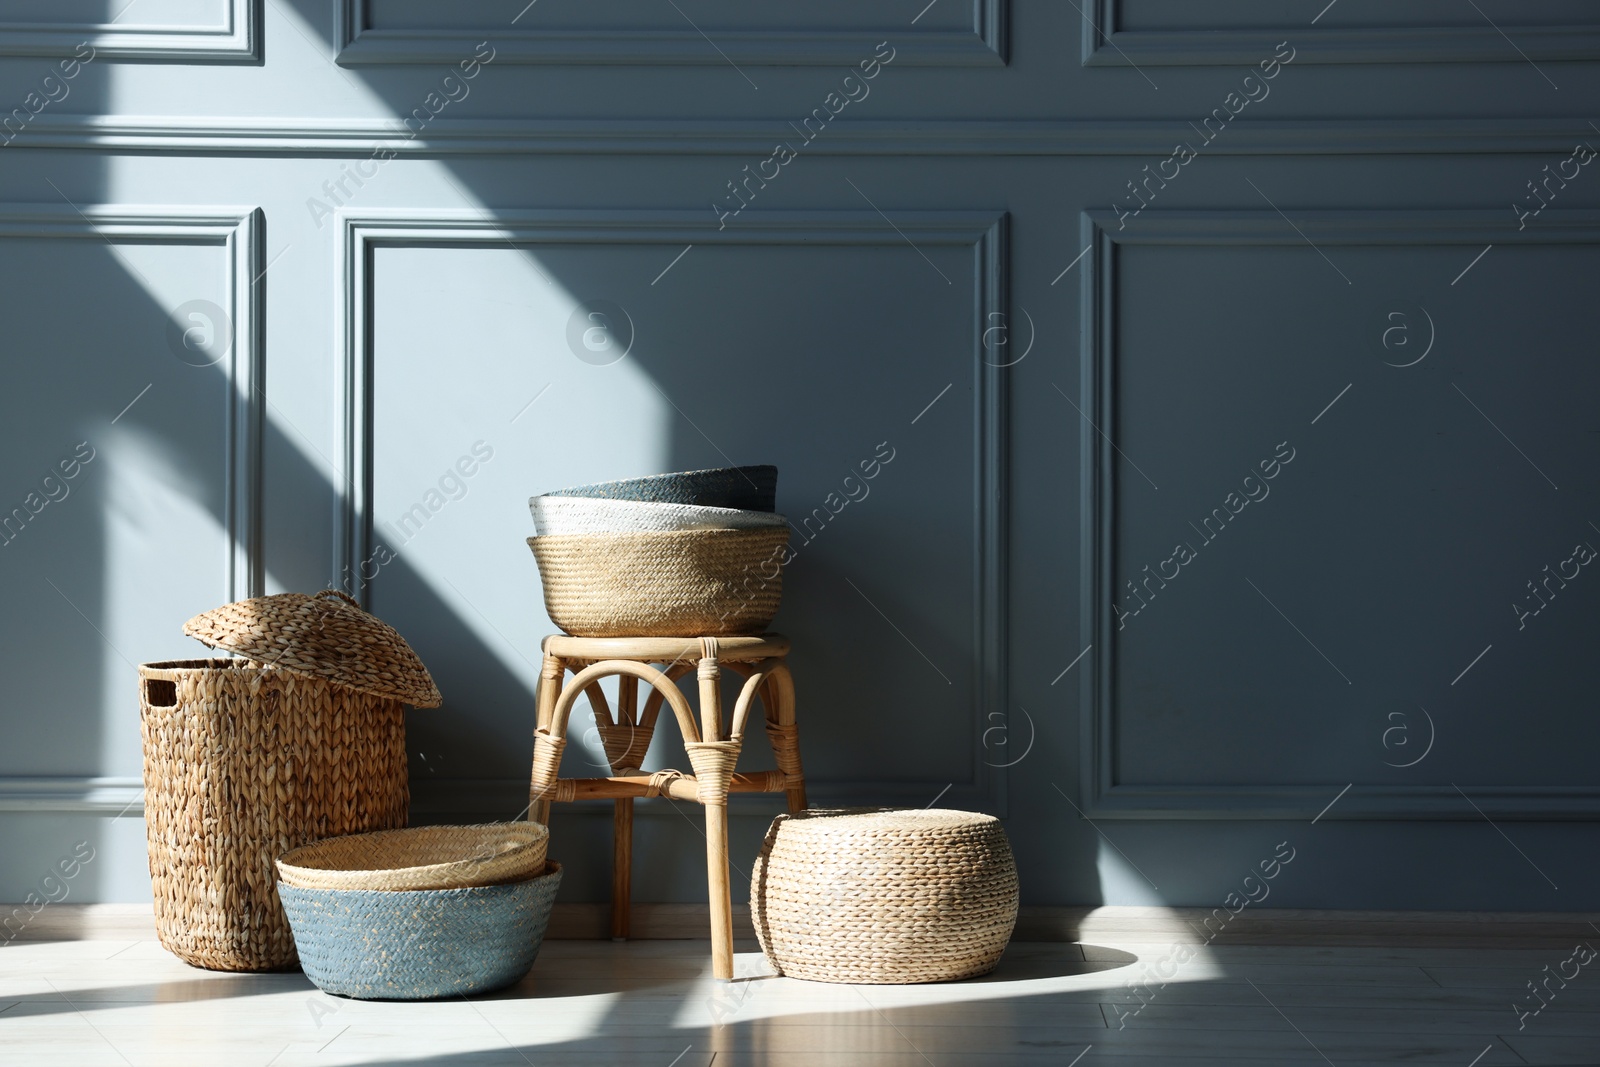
[750,808,1019,984]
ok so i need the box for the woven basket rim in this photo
[776,807,1001,830]
[278,860,564,898]
[140,657,276,673]
[544,464,776,493]
[276,824,548,892]
[526,525,791,547]
[528,495,791,536]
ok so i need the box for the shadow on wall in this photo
[0,25,114,905]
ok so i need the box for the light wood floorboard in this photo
[1,907,1597,1065]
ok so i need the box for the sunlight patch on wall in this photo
[369,245,670,692]
[100,424,233,774]
[1096,839,1167,907]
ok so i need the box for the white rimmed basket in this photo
[529,495,790,537]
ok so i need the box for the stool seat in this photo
[543,633,790,663]
[527,632,806,980]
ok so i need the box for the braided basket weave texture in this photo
[276,824,549,892]
[750,808,1019,984]
[278,863,563,1000]
[139,659,408,972]
[528,526,787,637]
[183,589,442,707]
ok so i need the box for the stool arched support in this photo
[525,634,806,979]
[551,659,702,745]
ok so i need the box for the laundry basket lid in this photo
[183,590,442,707]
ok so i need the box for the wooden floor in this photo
[3,907,1599,1066]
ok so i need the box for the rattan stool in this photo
[527,632,806,980]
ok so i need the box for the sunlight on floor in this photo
[9,906,1592,1065]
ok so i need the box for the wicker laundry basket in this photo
[750,808,1019,984]
[139,590,441,972]
[528,526,788,637]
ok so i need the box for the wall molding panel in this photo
[0,205,263,601]
[0,777,142,814]
[335,209,1009,815]
[0,0,259,61]
[1084,1,1600,65]
[337,0,1005,67]
[0,207,261,825]
[3,116,1594,157]
[1077,208,1600,821]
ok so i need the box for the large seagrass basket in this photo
[527,526,788,637]
[750,809,1019,984]
[139,590,440,972]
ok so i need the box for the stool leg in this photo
[611,797,633,940]
[530,652,565,826]
[610,673,638,941]
[694,642,735,980]
[697,641,722,743]
[706,800,734,981]
[767,663,808,812]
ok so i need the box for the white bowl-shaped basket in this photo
[529,495,790,538]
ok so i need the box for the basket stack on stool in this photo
[138,590,441,972]
[276,824,561,999]
[750,808,1020,984]
[527,465,789,637]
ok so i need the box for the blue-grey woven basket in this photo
[544,465,777,513]
[278,862,562,1000]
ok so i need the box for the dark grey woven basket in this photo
[279,863,562,1000]
[544,465,778,513]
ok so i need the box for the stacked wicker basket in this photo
[527,464,791,637]
[275,823,561,998]
[139,590,439,972]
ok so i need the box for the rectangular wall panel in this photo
[339,210,1009,814]
[339,0,1005,65]
[0,207,261,814]
[0,0,256,60]
[1080,209,1600,819]
[1088,0,1600,64]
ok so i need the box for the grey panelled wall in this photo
[0,1,1595,911]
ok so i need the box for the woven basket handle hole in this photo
[314,589,363,611]
[144,678,177,708]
